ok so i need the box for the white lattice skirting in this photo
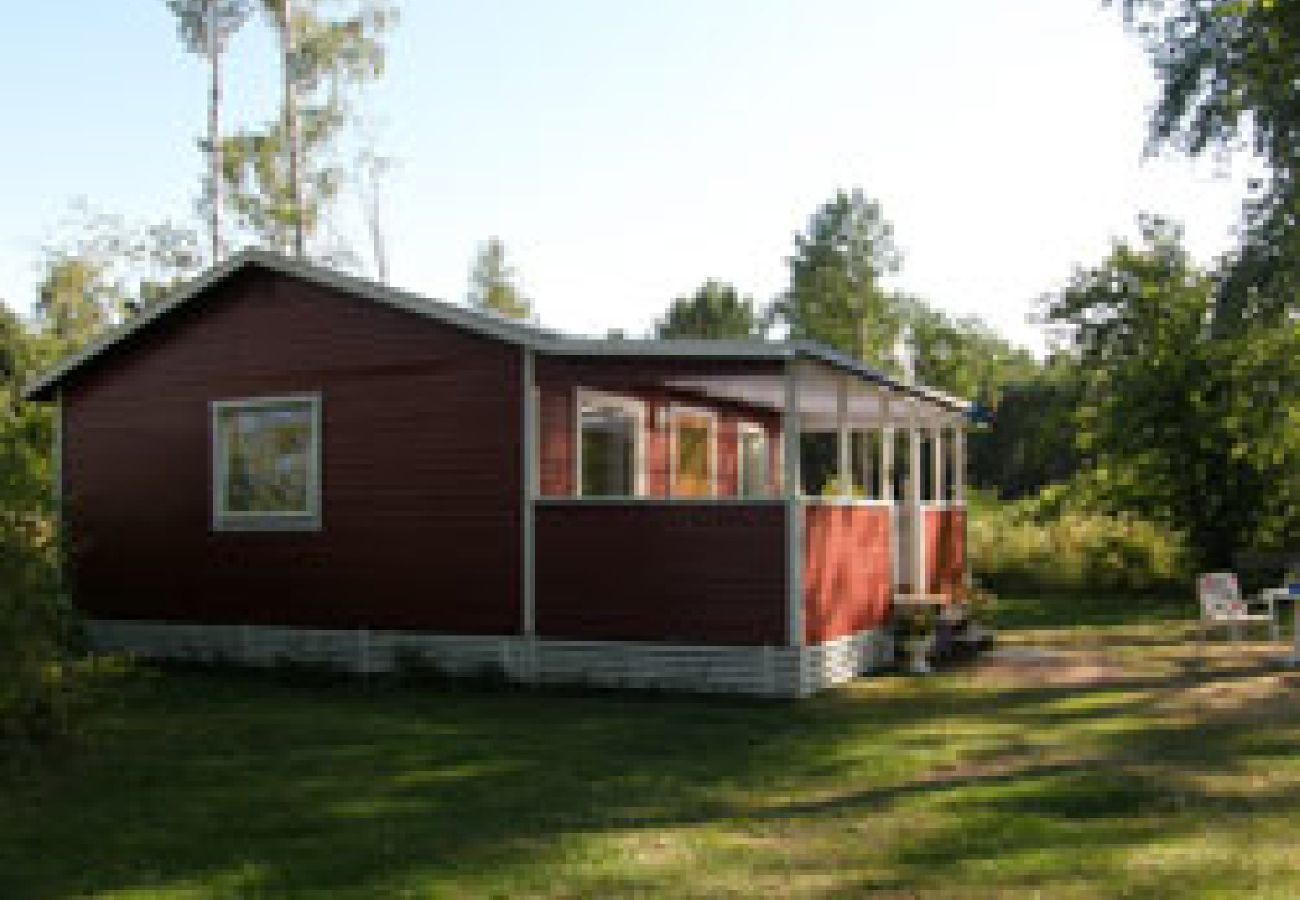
[86,620,895,698]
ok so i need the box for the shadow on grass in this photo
[1,644,1297,897]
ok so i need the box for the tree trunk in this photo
[209,0,223,264]
[282,0,304,257]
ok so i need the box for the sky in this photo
[0,0,1258,352]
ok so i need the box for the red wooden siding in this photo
[62,267,523,634]
[924,509,966,598]
[534,357,783,498]
[534,503,787,645]
[802,505,893,643]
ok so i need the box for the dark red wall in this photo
[62,266,523,634]
[535,357,783,498]
[534,503,787,645]
[803,505,893,643]
[924,509,966,598]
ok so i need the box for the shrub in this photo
[969,499,1191,596]
[0,511,84,743]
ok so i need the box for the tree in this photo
[467,237,532,320]
[656,280,761,339]
[1108,2,1300,569]
[1044,216,1300,567]
[33,256,119,350]
[771,188,901,363]
[34,205,203,347]
[893,294,1039,405]
[1118,0,1300,326]
[968,359,1084,499]
[165,0,252,263]
[221,0,396,257]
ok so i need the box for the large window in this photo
[669,408,716,498]
[578,392,644,496]
[212,394,321,530]
[737,424,770,498]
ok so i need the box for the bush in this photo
[970,497,1191,596]
[0,511,84,743]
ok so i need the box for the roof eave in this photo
[21,250,973,416]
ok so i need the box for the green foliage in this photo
[1119,0,1300,326]
[894,293,1039,404]
[0,508,78,743]
[0,298,91,743]
[655,280,761,339]
[772,188,901,362]
[215,0,397,257]
[35,205,203,336]
[466,237,532,320]
[970,491,1192,596]
[1043,216,1300,567]
[968,360,1084,499]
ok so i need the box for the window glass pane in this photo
[851,430,881,499]
[673,415,712,497]
[919,432,936,504]
[739,429,768,498]
[800,432,837,496]
[892,429,910,505]
[219,401,315,514]
[581,404,637,496]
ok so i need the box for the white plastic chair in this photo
[1197,572,1280,644]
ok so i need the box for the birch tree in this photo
[166,0,252,263]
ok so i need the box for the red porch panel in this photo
[534,502,788,645]
[924,508,966,598]
[802,504,893,643]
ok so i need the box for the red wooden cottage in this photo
[25,250,970,697]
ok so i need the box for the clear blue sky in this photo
[0,0,1255,351]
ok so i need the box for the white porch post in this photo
[880,392,899,588]
[783,361,803,649]
[909,408,924,593]
[836,374,851,497]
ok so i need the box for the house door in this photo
[671,411,715,498]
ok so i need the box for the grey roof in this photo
[22,248,971,412]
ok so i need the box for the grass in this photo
[3,597,1299,898]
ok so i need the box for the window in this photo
[853,430,883,500]
[919,431,936,505]
[670,408,716,498]
[800,432,837,496]
[737,424,769,498]
[578,392,644,496]
[212,394,321,530]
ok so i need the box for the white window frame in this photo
[736,422,770,499]
[666,404,719,498]
[574,388,646,498]
[211,392,323,531]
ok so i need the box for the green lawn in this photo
[4,599,1300,899]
